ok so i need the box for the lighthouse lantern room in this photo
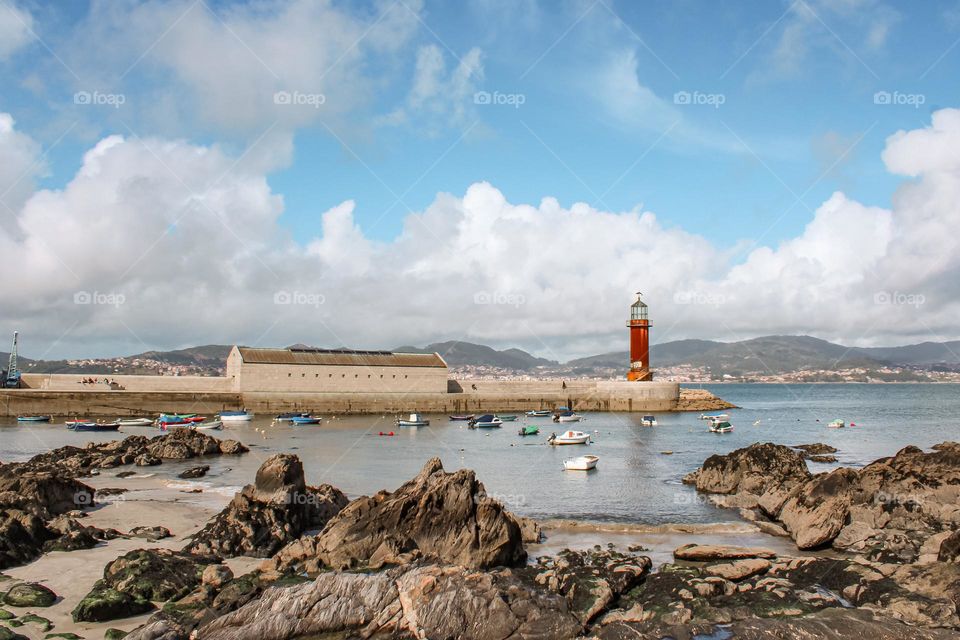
[626,292,652,381]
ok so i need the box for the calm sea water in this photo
[2,384,958,525]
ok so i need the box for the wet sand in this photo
[533,519,827,567]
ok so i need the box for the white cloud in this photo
[379,44,484,134]
[0,1,33,60]
[0,113,44,216]
[2,109,960,358]
[61,0,424,136]
[766,0,899,77]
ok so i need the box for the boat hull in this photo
[220,413,253,422]
[118,418,154,427]
[396,421,429,427]
[71,422,121,432]
[549,431,591,445]
[17,416,51,422]
[564,455,599,471]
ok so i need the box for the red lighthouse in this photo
[626,292,652,381]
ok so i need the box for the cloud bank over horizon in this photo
[1,108,958,361]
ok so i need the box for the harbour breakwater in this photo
[0,377,733,416]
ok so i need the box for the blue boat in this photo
[291,415,322,425]
[275,412,309,421]
[17,416,52,422]
[68,420,121,432]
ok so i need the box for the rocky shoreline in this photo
[676,388,737,412]
[0,434,957,639]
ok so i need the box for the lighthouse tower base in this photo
[627,369,653,382]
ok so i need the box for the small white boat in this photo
[828,419,845,429]
[219,410,253,422]
[548,430,591,445]
[469,414,503,428]
[709,421,734,434]
[117,417,154,427]
[526,410,552,417]
[193,420,223,431]
[641,415,657,427]
[396,413,430,427]
[563,454,599,471]
[700,413,729,421]
[553,411,583,423]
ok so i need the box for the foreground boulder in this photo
[73,549,216,622]
[193,549,645,640]
[683,442,811,517]
[0,469,94,519]
[3,582,57,607]
[266,457,526,573]
[183,454,348,558]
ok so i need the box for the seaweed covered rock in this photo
[595,551,959,635]
[73,549,215,622]
[530,548,652,626]
[267,457,527,573]
[183,455,348,558]
[3,582,57,607]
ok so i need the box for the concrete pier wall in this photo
[0,379,680,416]
[20,373,233,392]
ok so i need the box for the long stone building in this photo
[224,347,448,393]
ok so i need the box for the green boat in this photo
[497,414,518,422]
[518,425,539,436]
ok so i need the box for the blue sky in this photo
[7,0,954,245]
[2,0,960,358]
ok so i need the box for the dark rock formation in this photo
[73,549,216,623]
[129,526,172,542]
[43,516,123,552]
[177,465,210,479]
[266,457,526,573]
[596,607,960,640]
[15,431,248,478]
[685,442,960,559]
[794,443,839,455]
[183,454,348,558]
[0,470,94,519]
[683,442,811,519]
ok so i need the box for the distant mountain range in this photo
[3,336,959,377]
[567,336,960,376]
[394,341,558,370]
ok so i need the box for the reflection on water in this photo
[2,383,958,524]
